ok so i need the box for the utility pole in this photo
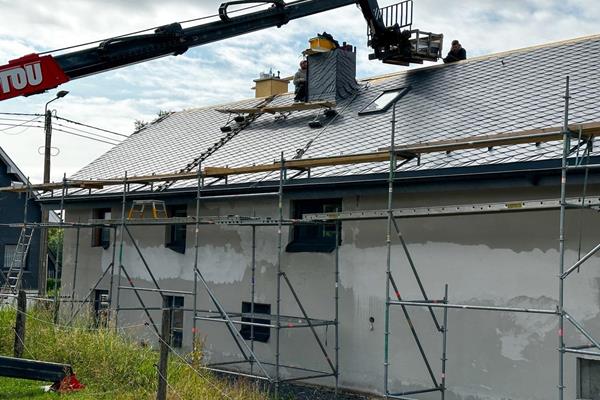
[38,91,68,296]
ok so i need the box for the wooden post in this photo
[156,297,171,400]
[13,290,26,358]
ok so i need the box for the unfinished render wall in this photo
[60,184,600,400]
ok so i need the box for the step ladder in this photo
[128,200,168,219]
[1,226,35,295]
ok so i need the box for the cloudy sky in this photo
[0,0,598,182]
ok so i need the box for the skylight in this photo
[359,87,410,115]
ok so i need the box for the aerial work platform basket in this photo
[367,0,443,65]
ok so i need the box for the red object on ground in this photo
[0,54,70,101]
[50,373,85,392]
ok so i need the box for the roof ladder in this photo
[154,94,278,192]
[1,226,35,295]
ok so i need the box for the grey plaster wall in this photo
[60,185,600,400]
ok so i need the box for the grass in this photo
[0,306,271,399]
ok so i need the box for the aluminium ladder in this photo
[1,226,35,295]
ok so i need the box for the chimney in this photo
[306,37,359,103]
[253,70,289,98]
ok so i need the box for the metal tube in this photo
[69,227,80,319]
[194,267,272,380]
[563,348,600,357]
[107,226,117,311]
[120,265,159,335]
[561,241,600,279]
[389,300,558,315]
[250,224,256,375]
[334,220,340,398]
[564,312,600,350]
[567,163,600,171]
[557,76,570,400]
[279,373,336,383]
[114,172,127,332]
[281,273,336,373]
[193,315,276,328]
[117,286,193,295]
[388,274,438,387]
[123,225,162,291]
[390,387,442,396]
[275,152,284,397]
[441,284,448,400]
[66,262,112,324]
[392,218,441,331]
[192,163,202,351]
[384,99,398,398]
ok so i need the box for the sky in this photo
[0,0,598,183]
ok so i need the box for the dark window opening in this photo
[166,205,187,254]
[286,198,341,253]
[240,301,271,343]
[578,357,600,399]
[358,87,410,115]
[92,208,112,249]
[165,295,184,348]
[93,289,109,328]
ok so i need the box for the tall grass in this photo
[0,305,270,399]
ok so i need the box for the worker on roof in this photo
[443,40,466,63]
[293,60,308,102]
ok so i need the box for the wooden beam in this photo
[2,121,598,193]
[216,101,336,115]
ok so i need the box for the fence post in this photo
[14,290,27,358]
[156,297,171,400]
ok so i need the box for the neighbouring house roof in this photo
[67,34,600,197]
[0,146,32,186]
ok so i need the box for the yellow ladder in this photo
[128,200,168,219]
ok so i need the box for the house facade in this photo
[0,147,42,291]
[48,35,600,399]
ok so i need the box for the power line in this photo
[0,112,42,117]
[39,2,265,55]
[0,116,42,132]
[53,122,125,143]
[53,127,120,146]
[54,115,129,138]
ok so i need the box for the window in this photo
[286,198,341,253]
[3,244,16,270]
[578,358,600,399]
[92,208,112,249]
[165,295,184,348]
[240,301,271,343]
[93,289,109,328]
[166,205,187,254]
[358,87,410,115]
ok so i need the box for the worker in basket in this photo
[443,40,466,63]
[293,59,308,102]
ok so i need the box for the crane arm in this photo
[0,0,355,101]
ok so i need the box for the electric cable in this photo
[0,115,42,132]
[52,127,120,146]
[54,115,129,138]
[39,2,265,55]
[52,122,124,143]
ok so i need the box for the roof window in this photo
[359,87,410,115]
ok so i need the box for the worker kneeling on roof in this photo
[443,40,466,63]
[293,60,308,102]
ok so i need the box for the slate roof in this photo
[69,34,600,195]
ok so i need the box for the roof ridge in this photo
[361,33,600,83]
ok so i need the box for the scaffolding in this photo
[2,75,600,399]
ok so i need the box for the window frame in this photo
[286,198,341,253]
[240,301,271,343]
[91,208,112,249]
[93,289,110,328]
[165,295,185,348]
[166,205,187,254]
[358,87,410,115]
[2,244,18,271]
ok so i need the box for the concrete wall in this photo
[60,184,600,400]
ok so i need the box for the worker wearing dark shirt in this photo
[443,40,466,63]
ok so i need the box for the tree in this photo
[134,110,172,132]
